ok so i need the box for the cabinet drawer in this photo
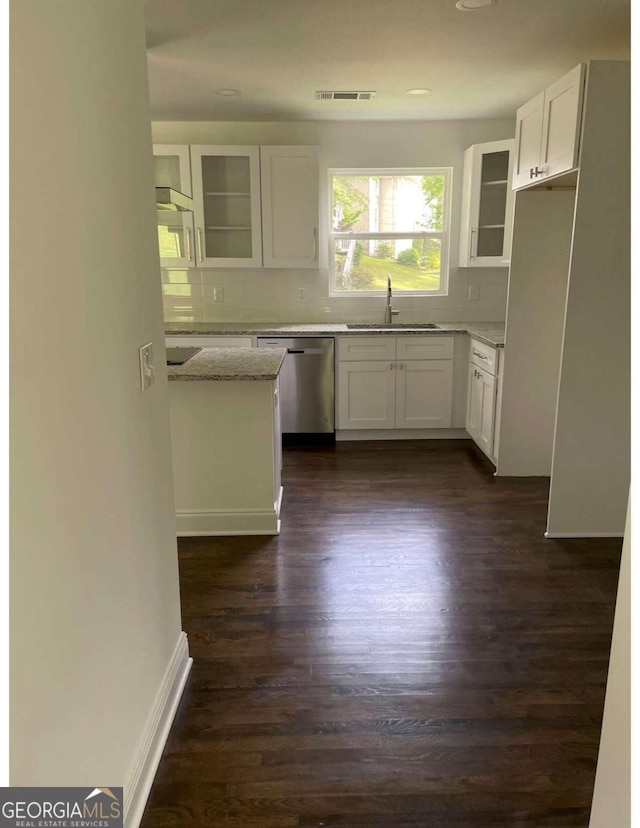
[165,336,253,348]
[396,336,454,361]
[338,336,396,362]
[469,338,497,375]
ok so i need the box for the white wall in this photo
[588,498,630,826]
[152,119,514,324]
[546,62,630,537]
[11,0,185,800]
[496,189,575,476]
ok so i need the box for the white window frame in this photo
[328,167,453,298]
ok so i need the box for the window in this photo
[329,168,452,296]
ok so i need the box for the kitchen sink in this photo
[346,323,440,330]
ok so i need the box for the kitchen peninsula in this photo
[168,347,285,536]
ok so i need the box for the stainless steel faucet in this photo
[384,274,400,324]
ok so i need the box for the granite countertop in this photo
[165,321,505,348]
[167,347,286,381]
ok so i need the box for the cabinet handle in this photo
[469,227,476,260]
[196,228,204,262]
[399,362,404,370]
[533,165,545,177]
[185,227,192,262]
[312,227,318,261]
[473,350,489,361]
[390,363,394,371]
[530,167,535,179]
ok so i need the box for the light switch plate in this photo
[139,342,154,390]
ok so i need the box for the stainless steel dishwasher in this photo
[257,337,335,435]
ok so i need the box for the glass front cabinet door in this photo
[459,139,516,268]
[189,145,263,268]
[153,144,196,268]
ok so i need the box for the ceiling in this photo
[144,0,630,122]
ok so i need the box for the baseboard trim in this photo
[544,531,624,539]
[176,488,283,536]
[336,428,469,442]
[124,631,192,828]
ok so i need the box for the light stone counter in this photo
[165,321,505,348]
[167,347,286,381]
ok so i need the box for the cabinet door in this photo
[337,361,396,429]
[260,146,319,269]
[459,140,515,267]
[512,92,545,189]
[539,63,585,181]
[466,364,496,459]
[190,145,262,268]
[153,145,195,268]
[395,360,453,429]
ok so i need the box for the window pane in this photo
[334,238,442,292]
[332,174,445,233]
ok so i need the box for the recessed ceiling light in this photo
[216,88,240,96]
[455,0,495,9]
[406,88,431,96]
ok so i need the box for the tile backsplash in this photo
[162,266,508,324]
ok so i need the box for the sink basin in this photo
[346,323,440,330]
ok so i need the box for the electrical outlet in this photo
[212,287,225,303]
[139,342,154,391]
[468,285,479,301]
[298,287,306,301]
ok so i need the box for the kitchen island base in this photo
[168,377,282,536]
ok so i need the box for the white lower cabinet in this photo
[466,337,501,462]
[338,361,396,429]
[395,360,453,429]
[466,364,496,456]
[337,336,454,430]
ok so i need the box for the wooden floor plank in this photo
[140,440,621,827]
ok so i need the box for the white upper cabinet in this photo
[512,64,586,189]
[459,139,515,267]
[512,93,545,190]
[539,65,586,179]
[155,144,320,269]
[153,145,196,268]
[260,146,319,269]
[189,145,263,268]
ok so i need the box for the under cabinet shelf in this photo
[206,225,252,231]
[479,224,506,229]
[482,179,509,187]
[204,192,251,197]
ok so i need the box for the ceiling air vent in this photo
[315,91,377,101]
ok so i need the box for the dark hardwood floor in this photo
[140,440,621,827]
